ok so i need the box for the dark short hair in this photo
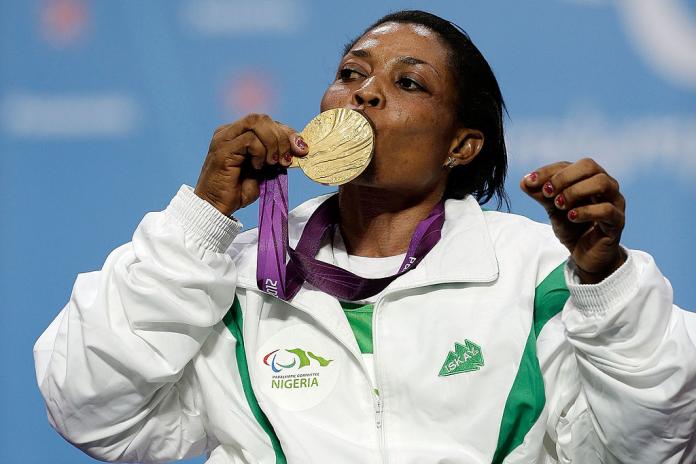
[343,10,509,209]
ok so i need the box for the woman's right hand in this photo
[194,113,309,216]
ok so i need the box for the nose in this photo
[351,77,384,109]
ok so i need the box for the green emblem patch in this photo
[439,339,484,376]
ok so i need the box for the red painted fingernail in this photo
[295,136,308,150]
[272,152,279,162]
[283,152,293,163]
[526,172,538,183]
[555,194,565,208]
[543,181,554,196]
[568,210,578,221]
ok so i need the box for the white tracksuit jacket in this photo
[34,186,696,464]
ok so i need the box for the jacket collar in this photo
[231,194,499,354]
[232,193,499,293]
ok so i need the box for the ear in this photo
[446,128,484,167]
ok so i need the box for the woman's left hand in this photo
[520,158,627,284]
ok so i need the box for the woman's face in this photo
[320,22,461,196]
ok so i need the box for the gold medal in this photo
[291,108,374,186]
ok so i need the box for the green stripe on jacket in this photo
[492,262,569,463]
[223,297,287,464]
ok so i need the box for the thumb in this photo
[520,172,554,214]
[290,132,309,157]
[276,122,309,157]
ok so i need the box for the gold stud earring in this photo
[445,156,457,169]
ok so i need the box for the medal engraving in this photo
[293,108,374,186]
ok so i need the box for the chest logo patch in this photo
[257,325,340,411]
[439,339,484,377]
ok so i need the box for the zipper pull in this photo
[374,397,383,428]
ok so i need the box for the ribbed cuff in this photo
[166,185,242,252]
[565,249,639,318]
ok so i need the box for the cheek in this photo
[320,84,351,112]
[381,107,450,159]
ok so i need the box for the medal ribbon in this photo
[257,168,446,301]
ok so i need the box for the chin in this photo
[344,175,409,194]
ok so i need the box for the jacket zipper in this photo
[238,281,401,463]
[372,296,388,464]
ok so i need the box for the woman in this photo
[34,10,695,464]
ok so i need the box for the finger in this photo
[567,202,625,236]
[263,125,283,166]
[213,124,230,136]
[553,173,621,211]
[292,133,309,155]
[247,115,280,166]
[239,176,261,209]
[220,131,266,170]
[271,123,293,165]
[520,162,571,209]
[287,134,309,166]
[217,114,280,162]
[542,158,605,200]
[275,121,308,157]
[520,167,570,217]
[276,121,295,156]
[258,119,307,167]
[521,161,571,193]
[274,121,306,152]
[276,134,308,167]
[217,113,271,142]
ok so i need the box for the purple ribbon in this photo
[257,168,446,301]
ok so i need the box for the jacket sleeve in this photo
[33,185,241,463]
[548,250,696,463]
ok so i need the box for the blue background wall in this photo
[1,0,694,462]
